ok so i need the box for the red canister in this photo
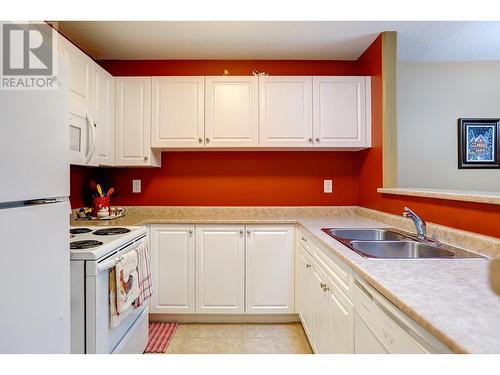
[92,196,110,216]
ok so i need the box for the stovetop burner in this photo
[70,228,93,235]
[70,240,104,250]
[93,228,131,236]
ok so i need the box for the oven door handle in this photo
[97,255,124,273]
[86,235,146,277]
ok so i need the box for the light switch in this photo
[132,179,141,193]
[324,180,333,193]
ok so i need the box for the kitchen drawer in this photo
[312,242,354,301]
[355,280,443,354]
[297,229,313,254]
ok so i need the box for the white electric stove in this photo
[70,226,147,260]
[70,226,149,354]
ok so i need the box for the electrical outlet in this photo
[324,180,333,193]
[132,179,141,193]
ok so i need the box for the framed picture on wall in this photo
[458,118,500,169]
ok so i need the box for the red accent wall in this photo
[69,40,500,237]
[70,152,358,207]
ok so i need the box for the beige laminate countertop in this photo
[71,207,500,353]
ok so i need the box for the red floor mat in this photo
[144,322,178,353]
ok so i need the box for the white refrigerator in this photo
[0,79,71,352]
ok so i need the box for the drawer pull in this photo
[301,236,307,242]
[305,263,311,268]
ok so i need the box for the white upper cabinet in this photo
[151,76,205,148]
[259,76,313,147]
[92,65,115,166]
[195,225,245,314]
[115,77,160,167]
[245,225,294,314]
[313,76,371,148]
[150,225,195,314]
[59,35,92,119]
[205,76,259,147]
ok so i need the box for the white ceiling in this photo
[54,21,500,61]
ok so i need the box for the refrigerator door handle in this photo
[85,114,97,164]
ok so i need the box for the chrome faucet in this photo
[402,207,427,240]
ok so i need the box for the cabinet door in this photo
[195,225,245,314]
[296,245,313,339]
[150,225,195,314]
[115,77,160,166]
[313,76,370,148]
[59,35,92,118]
[311,265,327,353]
[151,76,205,148]
[324,274,354,353]
[259,76,313,147]
[92,64,115,166]
[312,263,354,354]
[245,225,294,314]
[205,76,259,147]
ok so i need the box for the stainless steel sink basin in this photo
[349,240,455,259]
[321,227,485,259]
[322,228,409,241]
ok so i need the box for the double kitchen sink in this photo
[321,228,485,259]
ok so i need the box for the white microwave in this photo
[69,113,100,166]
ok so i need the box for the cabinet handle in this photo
[198,138,203,144]
[247,229,251,234]
[188,229,193,235]
[315,137,320,143]
[320,282,327,290]
[206,138,210,143]
[239,230,243,234]
[308,138,313,143]
[144,156,149,161]
[305,263,311,268]
[301,236,307,242]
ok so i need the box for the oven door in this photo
[85,236,149,353]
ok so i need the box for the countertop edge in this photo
[377,187,500,205]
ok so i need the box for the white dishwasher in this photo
[354,279,451,354]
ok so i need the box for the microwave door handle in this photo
[85,114,97,164]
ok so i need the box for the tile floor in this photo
[163,322,313,354]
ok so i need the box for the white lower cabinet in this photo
[149,224,295,316]
[246,225,294,314]
[195,225,245,314]
[296,245,314,339]
[150,225,195,314]
[309,255,354,354]
[297,233,355,354]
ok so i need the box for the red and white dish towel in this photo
[110,250,140,327]
[135,243,153,307]
[109,243,152,327]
